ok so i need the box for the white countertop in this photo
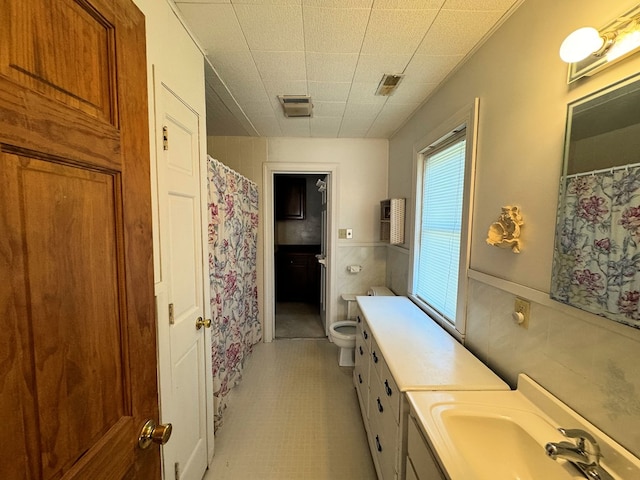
[356,296,509,392]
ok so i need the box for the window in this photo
[416,133,466,322]
[410,103,477,338]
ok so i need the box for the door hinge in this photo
[162,125,169,150]
[169,303,175,325]
[174,462,180,480]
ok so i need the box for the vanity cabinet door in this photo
[407,415,446,480]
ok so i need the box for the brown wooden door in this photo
[0,0,161,479]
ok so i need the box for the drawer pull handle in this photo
[359,346,363,356]
[357,315,361,323]
[385,380,392,396]
[363,331,368,339]
[358,373,363,384]
[375,435,382,452]
[377,397,384,413]
[372,351,379,363]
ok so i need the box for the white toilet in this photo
[329,287,395,366]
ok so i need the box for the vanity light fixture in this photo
[560,9,640,64]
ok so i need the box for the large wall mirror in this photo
[551,73,640,329]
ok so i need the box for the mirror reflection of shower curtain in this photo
[207,156,262,429]
[551,165,640,329]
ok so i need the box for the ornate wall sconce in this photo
[486,206,524,253]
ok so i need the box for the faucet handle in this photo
[558,428,601,460]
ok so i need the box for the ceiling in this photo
[174,0,521,139]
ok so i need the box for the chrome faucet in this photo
[545,428,614,480]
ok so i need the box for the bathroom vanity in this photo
[354,296,509,480]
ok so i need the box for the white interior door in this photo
[156,83,211,480]
[318,175,328,333]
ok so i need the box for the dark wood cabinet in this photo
[276,246,320,303]
[275,176,305,220]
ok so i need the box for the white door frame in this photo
[263,162,339,342]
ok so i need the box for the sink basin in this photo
[408,375,640,480]
[428,402,583,479]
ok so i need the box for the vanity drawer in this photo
[407,414,445,480]
[368,396,398,480]
[370,339,400,423]
[380,360,400,424]
[370,337,384,381]
[356,314,371,349]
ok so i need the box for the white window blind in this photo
[416,134,466,324]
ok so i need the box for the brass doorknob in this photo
[195,317,212,330]
[139,419,172,449]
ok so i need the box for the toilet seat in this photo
[330,320,357,349]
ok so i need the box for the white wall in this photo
[209,136,389,324]
[389,0,640,457]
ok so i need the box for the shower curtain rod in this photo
[564,161,640,179]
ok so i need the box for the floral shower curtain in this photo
[207,156,261,428]
[551,165,640,329]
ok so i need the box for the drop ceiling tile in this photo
[252,51,307,81]
[239,101,278,117]
[278,117,311,136]
[251,116,283,136]
[402,54,463,84]
[352,54,411,84]
[303,0,372,7]
[304,6,370,53]
[342,102,384,122]
[310,117,342,137]
[416,9,503,55]
[366,123,396,138]
[361,9,439,55]
[176,0,230,3]
[306,53,358,83]
[373,0,444,8]
[234,4,304,51]
[177,4,247,53]
[442,0,517,10]
[339,125,371,138]
[233,0,300,5]
[263,80,308,101]
[367,103,419,137]
[347,82,387,104]
[308,82,351,102]
[312,102,346,117]
[386,82,437,104]
[210,51,262,84]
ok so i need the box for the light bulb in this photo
[559,27,605,63]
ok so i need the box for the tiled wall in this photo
[335,245,387,320]
[466,277,640,457]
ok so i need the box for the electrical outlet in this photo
[513,297,530,329]
[338,229,347,239]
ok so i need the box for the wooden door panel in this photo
[1,0,117,123]
[1,0,160,478]
[0,153,131,480]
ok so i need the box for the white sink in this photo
[430,403,582,479]
[407,375,640,480]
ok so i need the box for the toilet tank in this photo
[367,286,395,296]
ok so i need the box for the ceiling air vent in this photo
[375,74,404,96]
[278,95,313,118]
